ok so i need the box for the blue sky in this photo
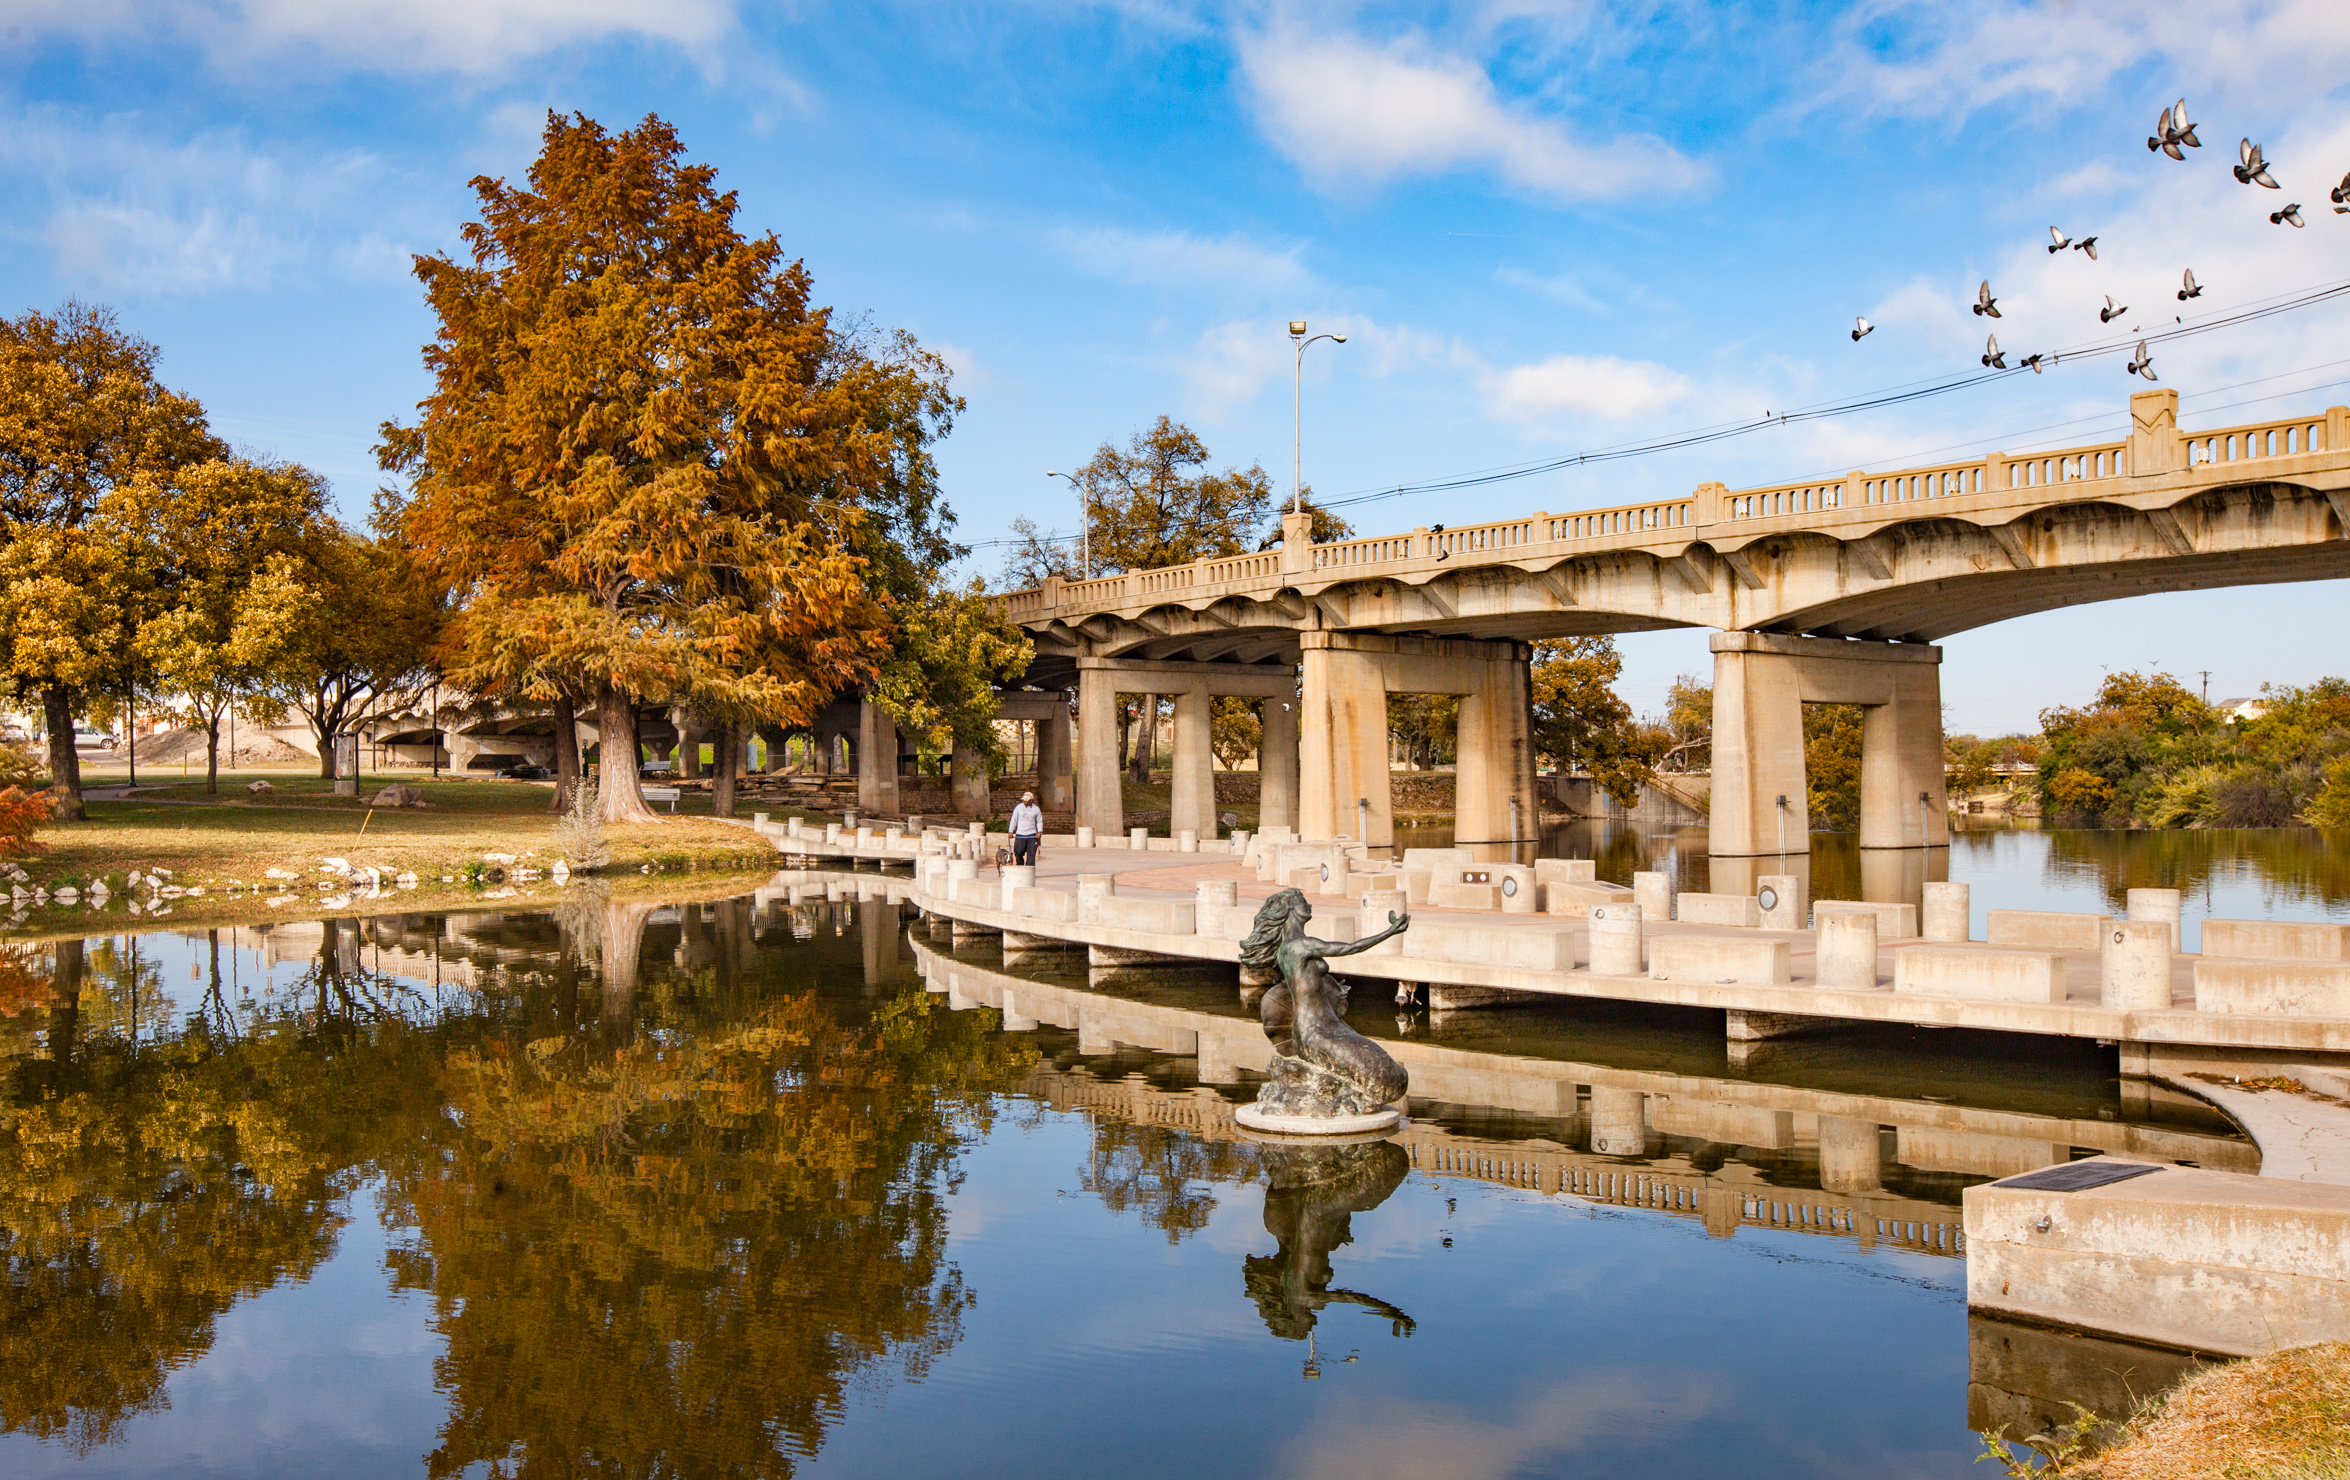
[7,0,2350,733]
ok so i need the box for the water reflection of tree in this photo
[1079,1120,1261,1242]
[0,937,443,1454]
[380,960,1038,1477]
[2031,826,2350,913]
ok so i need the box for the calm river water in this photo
[0,831,2300,1477]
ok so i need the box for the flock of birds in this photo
[1845,99,2350,385]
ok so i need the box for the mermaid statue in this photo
[1233,888,1412,1132]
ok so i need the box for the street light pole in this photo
[1289,320,1347,516]
[1046,470,1087,577]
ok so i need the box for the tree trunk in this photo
[1131,695,1158,781]
[597,685,661,824]
[41,687,83,822]
[204,710,222,795]
[713,722,738,818]
[48,938,84,1066]
[549,692,582,814]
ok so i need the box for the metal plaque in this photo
[1994,1161,2165,1193]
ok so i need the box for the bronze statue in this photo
[1235,888,1410,1124]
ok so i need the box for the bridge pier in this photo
[1299,632,1534,856]
[1708,632,1946,858]
[858,698,899,815]
[1075,658,1298,842]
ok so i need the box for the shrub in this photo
[551,779,611,870]
[0,786,55,857]
[2306,756,2350,827]
[2214,770,2296,828]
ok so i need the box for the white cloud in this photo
[1050,225,1309,295]
[0,0,736,73]
[1823,0,2350,120]
[1482,352,1692,422]
[1,107,431,294]
[1173,312,1475,419]
[1235,26,1705,203]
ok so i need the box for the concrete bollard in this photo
[753,811,769,828]
[1759,873,1804,931]
[1076,826,1095,848]
[1817,910,1880,990]
[2102,920,2175,1010]
[1589,904,1644,976]
[1176,828,1198,853]
[946,858,979,883]
[1229,829,1251,858]
[824,823,843,845]
[844,812,859,830]
[905,815,924,834]
[2127,888,2183,952]
[969,821,986,837]
[1588,1086,1647,1156]
[1076,874,1116,921]
[1923,881,1971,941]
[1129,827,1150,850]
[1633,871,1673,922]
[1196,879,1237,932]
[1000,864,1036,912]
[785,816,802,838]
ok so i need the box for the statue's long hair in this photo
[1240,888,1311,969]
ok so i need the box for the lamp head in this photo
[1289,319,1308,337]
[1332,333,1348,343]
[1046,470,1060,477]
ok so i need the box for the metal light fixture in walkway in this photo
[1290,319,1347,515]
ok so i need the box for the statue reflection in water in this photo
[1244,1139,1415,1377]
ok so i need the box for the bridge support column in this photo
[1169,689,1216,840]
[1038,699,1073,812]
[1077,667,1123,839]
[1299,636,1390,846]
[1260,694,1298,833]
[857,698,899,816]
[1707,633,1945,858]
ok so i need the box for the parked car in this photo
[496,763,553,780]
[73,729,116,751]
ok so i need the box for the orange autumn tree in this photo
[380,112,898,824]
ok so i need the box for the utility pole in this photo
[2199,670,2211,703]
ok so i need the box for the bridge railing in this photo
[1543,498,1693,540]
[2186,413,2329,468]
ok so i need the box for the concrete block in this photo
[1673,892,1762,929]
[1633,871,1673,922]
[1401,847,1474,871]
[2101,921,2174,1011]
[1647,934,1790,984]
[1092,894,1196,935]
[1987,910,2110,951]
[1429,881,1502,911]
[1534,858,1597,891]
[1587,904,1642,976]
[1495,865,1538,914]
[1816,910,1879,990]
[1899,1128,2064,1179]
[1544,881,1634,918]
[1402,919,1573,972]
[2124,888,2182,951]
[1964,1163,2350,1356]
[1894,945,2067,1003]
[948,874,997,908]
[1076,874,1115,920]
[1341,869,1402,898]
[1010,887,1076,922]
[1402,870,1434,904]
[1176,829,1198,853]
[999,864,1036,912]
[1075,827,1095,848]
[1815,900,1919,939]
[1650,1099,1795,1149]
[2194,958,2350,1015]
[1758,874,1804,931]
[1922,881,1970,941]
[1195,879,1237,913]
[2202,919,2350,962]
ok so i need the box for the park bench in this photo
[642,786,682,812]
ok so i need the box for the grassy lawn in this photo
[7,769,828,940]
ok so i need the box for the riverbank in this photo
[5,774,811,939]
[1998,1341,2350,1477]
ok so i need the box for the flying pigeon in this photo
[2235,139,2280,188]
[1973,280,2001,318]
[2148,98,2200,159]
[2127,342,2156,381]
[1851,316,1874,341]
[2272,203,2306,227]
[2074,236,2099,260]
[2333,172,2350,213]
[2179,268,2202,301]
[1982,334,2008,370]
[2100,295,2129,324]
[2048,226,2070,253]
[2020,353,2046,374]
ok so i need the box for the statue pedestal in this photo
[1235,1105,1402,1136]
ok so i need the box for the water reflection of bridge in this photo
[909,933,2255,1262]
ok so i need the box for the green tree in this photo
[382,111,904,823]
[1805,703,1866,831]
[1262,488,1354,547]
[866,576,1035,778]
[127,457,325,793]
[1530,636,1666,808]
[1660,674,1711,772]
[249,530,443,781]
[0,302,224,819]
[1078,416,1276,572]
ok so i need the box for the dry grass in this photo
[2081,1343,2350,1479]
[5,771,822,939]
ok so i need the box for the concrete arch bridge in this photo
[998,389,2350,860]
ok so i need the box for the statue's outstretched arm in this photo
[1314,910,1409,959]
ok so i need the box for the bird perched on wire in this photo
[2179,269,2203,301]
[2147,99,2200,159]
[1851,317,1873,341]
[2100,295,2129,324]
[1973,281,2001,318]
[1982,334,2008,370]
[2271,203,2305,227]
[2127,342,2156,381]
[2235,140,2280,188]
[2333,173,2350,213]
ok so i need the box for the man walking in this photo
[1009,790,1043,866]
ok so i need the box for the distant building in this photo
[2214,696,2269,722]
